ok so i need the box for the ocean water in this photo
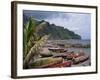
[51,39,90,45]
[65,39,90,45]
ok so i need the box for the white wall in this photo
[0,0,99,80]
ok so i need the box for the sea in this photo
[52,39,90,45]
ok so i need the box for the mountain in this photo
[24,17,81,40]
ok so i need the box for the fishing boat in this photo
[53,52,85,59]
[30,57,63,68]
[40,53,53,57]
[48,61,71,68]
[73,55,89,64]
[66,52,85,59]
[53,53,68,58]
[48,48,67,53]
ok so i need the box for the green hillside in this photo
[24,17,81,40]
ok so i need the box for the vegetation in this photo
[36,21,81,40]
[23,17,50,68]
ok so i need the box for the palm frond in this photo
[23,35,50,67]
[23,16,50,68]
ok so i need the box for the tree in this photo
[23,17,50,68]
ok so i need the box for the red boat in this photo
[53,52,85,59]
[49,61,71,68]
[66,52,84,59]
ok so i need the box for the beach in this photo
[39,39,91,68]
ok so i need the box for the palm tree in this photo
[23,17,50,68]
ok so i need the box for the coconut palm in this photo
[23,17,50,68]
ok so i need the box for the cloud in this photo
[44,13,91,39]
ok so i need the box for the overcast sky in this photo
[23,10,91,40]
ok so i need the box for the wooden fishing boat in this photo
[73,55,89,64]
[40,53,53,57]
[53,53,68,58]
[30,57,63,68]
[66,52,85,59]
[48,48,67,53]
[49,61,71,68]
[53,52,85,59]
